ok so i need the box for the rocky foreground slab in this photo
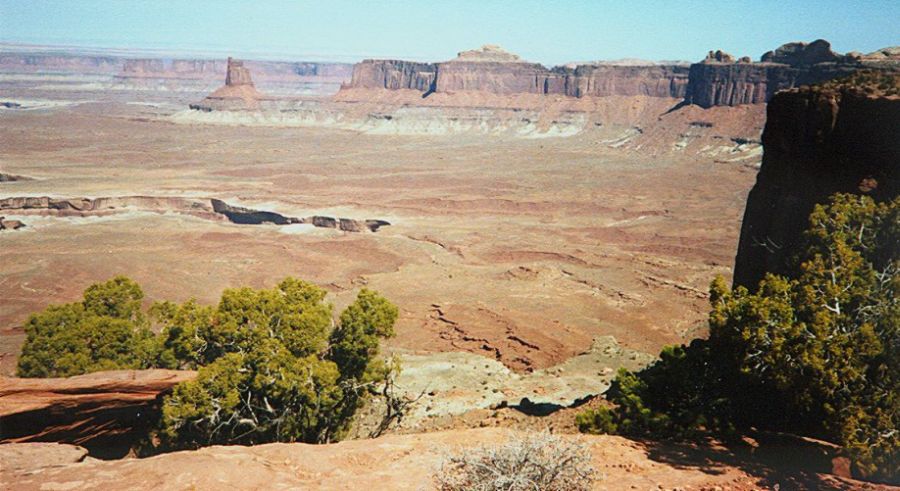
[0,369,195,457]
[2,428,892,490]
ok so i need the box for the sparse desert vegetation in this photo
[18,276,400,447]
[578,194,900,482]
[435,432,595,491]
[1,4,899,489]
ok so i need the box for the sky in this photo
[1,0,898,65]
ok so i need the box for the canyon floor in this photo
[0,94,756,374]
[0,77,766,420]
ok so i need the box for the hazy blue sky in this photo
[1,0,897,64]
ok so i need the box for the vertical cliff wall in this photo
[685,61,862,108]
[732,75,900,289]
[348,60,437,91]
[343,45,690,99]
[563,65,689,98]
[685,41,869,108]
[340,41,895,108]
[433,61,552,94]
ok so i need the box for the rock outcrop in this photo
[760,39,846,66]
[210,199,389,231]
[0,196,217,217]
[733,73,900,289]
[224,57,253,86]
[685,62,799,107]
[0,172,31,182]
[435,60,552,95]
[0,196,390,233]
[0,370,196,457]
[704,49,738,64]
[347,59,437,90]
[190,57,269,111]
[454,44,524,63]
[859,46,900,63]
[561,64,689,98]
[210,198,298,225]
[0,217,26,230]
[0,443,89,472]
[431,45,554,95]
[1,427,880,490]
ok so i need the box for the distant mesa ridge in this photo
[0,51,354,84]
[339,40,899,108]
[345,45,690,99]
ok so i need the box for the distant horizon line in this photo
[0,39,694,65]
[1,38,893,68]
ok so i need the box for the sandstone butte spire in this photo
[224,57,254,86]
[190,57,268,111]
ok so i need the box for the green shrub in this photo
[579,194,899,482]
[154,282,398,447]
[576,342,738,440]
[17,276,156,377]
[17,276,399,448]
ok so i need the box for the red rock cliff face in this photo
[685,41,867,108]
[336,41,899,107]
[732,79,900,289]
[685,61,864,108]
[348,59,436,90]
[432,62,689,98]
[563,65,689,98]
[340,40,889,108]
[343,45,689,99]
[434,60,553,94]
[0,370,195,458]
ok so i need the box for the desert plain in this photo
[0,86,760,378]
[2,35,899,489]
